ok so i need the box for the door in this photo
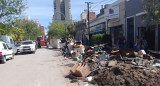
[127,17,134,48]
[3,43,12,59]
[110,25,123,46]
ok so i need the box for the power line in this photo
[90,0,114,11]
[91,0,109,9]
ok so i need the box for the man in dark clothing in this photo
[118,34,125,49]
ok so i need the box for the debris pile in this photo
[93,63,160,86]
[60,38,160,85]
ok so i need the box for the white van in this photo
[0,41,14,64]
[0,35,17,54]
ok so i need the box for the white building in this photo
[81,9,88,20]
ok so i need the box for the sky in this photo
[24,0,117,30]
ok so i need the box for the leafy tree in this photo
[47,21,75,39]
[48,22,66,39]
[0,0,26,23]
[66,23,75,37]
[142,0,160,50]
[14,19,42,40]
[0,22,24,41]
[10,27,24,41]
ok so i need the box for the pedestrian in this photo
[141,36,148,51]
[117,34,125,49]
[134,36,141,51]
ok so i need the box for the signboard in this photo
[106,6,119,19]
[90,24,105,34]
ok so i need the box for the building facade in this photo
[89,8,106,35]
[74,20,88,45]
[125,0,159,50]
[53,0,72,23]
[105,0,125,46]
[81,9,95,21]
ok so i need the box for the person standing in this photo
[134,36,141,51]
[118,34,125,49]
[141,36,148,51]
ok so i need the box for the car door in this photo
[2,43,8,58]
[3,43,12,59]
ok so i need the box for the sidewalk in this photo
[53,49,94,86]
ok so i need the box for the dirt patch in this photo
[93,63,160,86]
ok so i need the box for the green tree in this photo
[48,22,66,39]
[10,27,24,41]
[142,0,160,50]
[14,19,42,40]
[0,22,24,41]
[47,21,75,39]
[66,23,75,37]
[0,0,26,23]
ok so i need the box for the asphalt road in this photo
[0,48,82,86]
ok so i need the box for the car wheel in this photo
[20,52,24,55]
[15,52,18,55]
[32,51,35,54]
[1,56,6,64]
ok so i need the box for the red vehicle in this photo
[37,34,47,48]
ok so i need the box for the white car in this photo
[20,40,36,54]
[0,41,14,64]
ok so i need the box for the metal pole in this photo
[85,2,92,46]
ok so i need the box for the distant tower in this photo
[53,0,72,23]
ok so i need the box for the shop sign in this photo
[106,6,119,19]
[90,24,105,34]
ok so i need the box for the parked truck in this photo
[37,34,47,48]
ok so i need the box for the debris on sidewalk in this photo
[59,39,160,85]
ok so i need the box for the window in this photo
[10,39,14,44]
[22,41,33,45]
[3,43,7,49]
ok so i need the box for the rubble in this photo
[70,63,92,77]
[61,39,160,85]
[93,63,160,86]
[108,60,117,67]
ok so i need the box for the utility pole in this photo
[85,2,92,46]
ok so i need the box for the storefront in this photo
[125,0,159,50]
[105,0,125,46]
[110,25,123,45]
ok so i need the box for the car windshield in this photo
[15,44,20,47]
[15,43,21,47]
[22,41,33,45]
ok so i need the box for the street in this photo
[0,48,82,86]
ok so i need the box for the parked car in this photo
[0,41,14,64]
[0,35,17,54]
[19,40,36,54]
[15,42,22,55]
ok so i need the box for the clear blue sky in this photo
[24,0,117,29]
